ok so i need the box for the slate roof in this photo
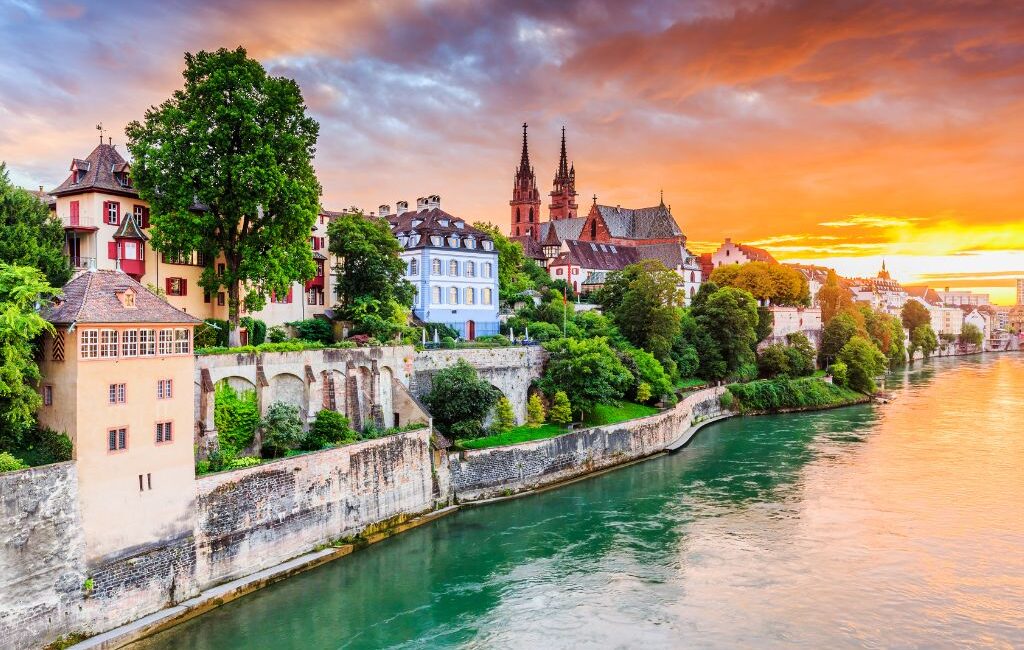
[51,143,139,197]
[25,187,56,207]
[538,218,586,243]
[111,213,148,240]
[582,271,608,287]
[555,240,640,270]
[387,207,495,251]
[594,204,682,240]
[632,242,698,270]
[510,235,546,260]
[45,269,201,325]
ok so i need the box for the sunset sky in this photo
[2,0,1022,303]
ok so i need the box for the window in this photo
[556,268,564,276]
[139,329,156,356]
[157,379,173,399]
[156,421,173,443]
[271,288,293,304]
[430,235,443,247]
[109,383,126,404]
[464,238,475,249]
[124,241,139,260]
[204,291,211,304]
[166,277,186,296]
[465,288,475,305]
[432,286,441,304]
[174,328,191,354]
[448,287,459,304]
[217,292,226,306]
[483,263,492,278]
[99,330,118,357]
[43,385,53,406]
[158,329,173,355]
[409,258,419,276]
[80,330,99,358]
[465,261,475,277]
[217,263,225,276]
[105,201,120,225]
[108,428,127,451]
[121,329,138,357]
[482,288,492,305]
[432,259,442,275]
[449,260,458,276]
[134,204,147,228]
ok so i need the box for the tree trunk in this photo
[228,279,242,347]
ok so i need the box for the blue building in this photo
[384,195,500,339]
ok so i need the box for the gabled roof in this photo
[51,143,139,197]
[111,213,149,240]
[735,243,777,264]
[538,217,586,243]
[510,235,546,260]
[387,207,494,250]
[904,285,943,306]
[45,269,201,325]
[557,240,640,270]
[632,242,699,270]
[593,204,681,240]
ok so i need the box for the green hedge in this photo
[197,340,357,356]
[726,377,865,413]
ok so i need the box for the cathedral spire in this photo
[556,126,569,181]
[518,122,531,176]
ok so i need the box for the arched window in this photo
[590,220,597,238]
[432,286,441,303]
[690,286,696,297]
[465,288,475,305]
[449,260,459,275]
[448,287,459,304]
[432,259,442,275]
[482,288,492,305]
[465,261,475,277]
[410,259,418,276]
[529,207,534,222]
[516,208,521,223]
[690,271,695,282]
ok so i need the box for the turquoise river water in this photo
[136,354,1024,649]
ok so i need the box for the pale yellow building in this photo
[38,270,200,562]
[50,139,338,330]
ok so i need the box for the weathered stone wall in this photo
[448,387,725,501]
[194,428,435,586]
[412,346,546,423]
[0,462,86,650]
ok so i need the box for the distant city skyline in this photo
[2,0,1022,303]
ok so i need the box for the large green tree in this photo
[421,359,499,439]
[0,265,59,451]
[126,47,321,344]
[959,323,983,347]
[820,309,863,364]
[541,337,633,419]
[837,335,888,393]
[472,222,544,302]
[909,324,938,359]
[0,164,70,287]
[691,286,759,380]
[597,259,681,361]
[709,262,810,306]
[328,211,413,337]
[901,300,931,332]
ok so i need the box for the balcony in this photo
[68,256,96,270]
[65,214,99,231]
[305,275,325,290]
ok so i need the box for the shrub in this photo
[195,459,211,475]
[493,396,516,434]
[259,402,304,458]
[424,322,460,341]
[195,319,227,348]
[549,390,573,425]
[830,361,849,387]
[440,336,456,349]
[758,343,790,378]
[838,335,888,392]
[526,393,546,427]
[421,359,499,439]
[206,448,233,472]
[267,326,288,343]
[227,456,262,470]
[636,382,652,403]
[448,420,486,440]
[293,318,334,344]
[303,409,354,450]
[475,334,511,347]
[214,383,260,456]
[726,377,863,412]
[719,391,735,411]
[12,427,73,466]
[0,452,28,473]
[241,317,267,346]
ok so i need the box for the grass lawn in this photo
[675,377,708,390]
[457,422,567,449]
[584,402,660,426]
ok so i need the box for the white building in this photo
[710,238,777,269]
[964,309,993,347]
[384,196,500,339]
[936,289,990,307]
[762,306,823,350]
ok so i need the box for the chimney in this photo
[396,200,409,215]
[725,237,732,244]
[427,194,441,210]
[38,185,43,192]
[416,196,429,211]
[378,204,391,217]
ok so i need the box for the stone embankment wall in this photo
[412,346,546,423]
[448,387,725,501]
[194,428,435,585]
[0,462,86,650]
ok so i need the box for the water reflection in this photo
[137,355,1024,650]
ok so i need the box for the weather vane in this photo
[96,122,105,143]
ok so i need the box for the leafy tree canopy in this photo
[596,259,681,361]
[909,324,938,359]
[817,269,852,323]
[0,265,58,450]
[960,323,984,347]
[541,337,633,417]
[0,164,71,287]
[328,211,413,323]
[709,261,810,307]
[472,222,546,302]
[421,359,499,439]
[691,286,759,380]
[901,300,931,332]
[837,335,888,393]
[126,46,321,339]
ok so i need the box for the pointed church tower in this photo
[510,123,542,239]
[549,126,578,221]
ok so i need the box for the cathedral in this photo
[508,124,702,302]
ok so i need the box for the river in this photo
[136,354,1024,649]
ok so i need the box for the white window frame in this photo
[121,329,138,357]
[174,328,191,354]
[409,258,418,276]
[432,286,441,304]
[448,287,459,304]
[80,330,99,359]
[465,288,475,305]
[432,259,442,275]
[482,288,492,305]
[448,260,459,276]
[139,329,156,356]
[465,261,475,277]
[99,329,119,358]
[158,329,174,355]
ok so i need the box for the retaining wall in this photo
[448,387,725,501]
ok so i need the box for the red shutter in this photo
[70,201,80,225]
[165,278,172,294]
[107,242,117,259]
[114,202,121,224]
[102,201,109,223]
[142,207,150,228]
[181,279,187,296]
[286,287,293,303]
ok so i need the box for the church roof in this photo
[45,269,201,325]
[538,218,586,243]
[51,143,139,197]
[594,204,682,240]
[556,240,640,270]
[510,235,546,260]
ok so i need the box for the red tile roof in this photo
[45,269,201,325]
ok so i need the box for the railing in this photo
[68,256,96,269]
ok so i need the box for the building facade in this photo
[710,238,778,269]
[385,196,500,339]
[935,289,990,307]
[49,139,334,328]
[37,270,199,562]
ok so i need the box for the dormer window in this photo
[75,170,85,183]
[439,219,450,227]
[118,289,137,308]
[409,234,420,247]
[412,219,423,228]
[482,241,494,251]
[430,235,443,247]
[464,238,475,249]
[447,236,459,247]
[454,221,464,230]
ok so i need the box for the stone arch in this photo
[270,372,307,422]
[379,365,395,428]
[221,375,256,395]
[330,369,347,415]
[357,366,374,428]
